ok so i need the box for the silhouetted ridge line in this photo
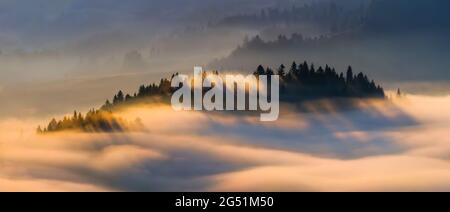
[103,62,384,109]
[275,62,385,101]
[37,110,145,134]
[38,62,385,133]
[214,1,366,34]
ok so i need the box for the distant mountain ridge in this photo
[210,0,450,81]
[213,1,367,34]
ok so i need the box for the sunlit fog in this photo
[1,0,450,192]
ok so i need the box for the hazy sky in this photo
[0,0,317,48]
[1,0,318,84]
[1,1,450,192]
[1,0,449,120]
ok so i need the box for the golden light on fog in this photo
[1,94,450,191]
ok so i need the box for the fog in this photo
[2,0,448,86]
[2,0,450,192]
[6,0,443,92]
[210,0,450,82]
[2,94,450,191]
[0,0,367,85]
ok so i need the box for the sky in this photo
[0,0,293,84]
[1,0,450,192]
[4,0,447,85]
[0,0,310,47]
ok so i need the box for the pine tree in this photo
[102,100,113,111]
[48,118,58,132]
[138,85,146,97]
[117,91,124,102]
[37,126,43,134]
[73,111,78,121]
[289,62,297,75]
[277,64,286,77]
[346,66,354,83]
[265,67,274,75]
[254,65,266,76]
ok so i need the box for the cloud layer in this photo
[1,95,450,191]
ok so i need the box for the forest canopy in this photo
[37,110,145,134]
[101,62,384,110]
[39,61,384,134]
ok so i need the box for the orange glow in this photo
[1,93,450,191]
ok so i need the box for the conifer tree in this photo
[346,66,354,83]
[277,64,286,77]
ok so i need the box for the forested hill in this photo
[38,62,385,134]
[210,0,450,81]
[101,61,384,111]
[214,1,366,34]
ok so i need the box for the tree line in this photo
[38,61,385,133]
[38,110,144,134]
[215,1,366,33]
[256,61,385,101]
[102,62,384,110]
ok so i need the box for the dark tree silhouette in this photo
[39,110,145,134]
[277,64,286,77]
[39,61,385,134]
[101,61,384,110]
[113,90,125,104]
[215,1,366,33]
[254,65,266,75]
[346,66,354,83]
